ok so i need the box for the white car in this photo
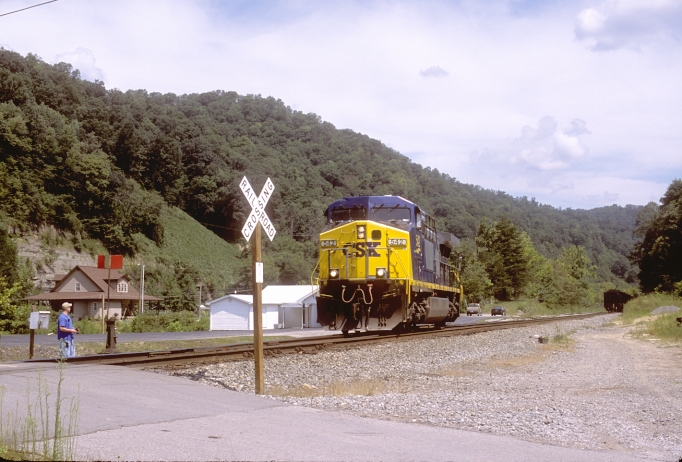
[466,303,482,316]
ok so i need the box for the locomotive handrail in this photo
[387,246,409,279]
[310,255,322,288]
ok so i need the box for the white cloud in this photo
[0,0,680,209]
[420,66,449,77]
[575,0,682,50]
[54,48,105,81]
[508,117,589,171]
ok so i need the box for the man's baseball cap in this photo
[61,302,72,309]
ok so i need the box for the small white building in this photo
[208,294,253,331]
[263,285,320,329]
[208,285,319,331]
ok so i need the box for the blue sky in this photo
[2,0,681,209]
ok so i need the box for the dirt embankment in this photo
[15,233,95,291]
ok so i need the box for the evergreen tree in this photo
[476,218,530,300]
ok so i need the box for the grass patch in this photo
[267,378,387,397]
[549,326,576,348]
[488,355,547,369]
[621,293,682,324]
[644,313,682,342]
[617,293,682,344]
[495,299,598,317]
[630,313,682,344]
[0,364,80,461]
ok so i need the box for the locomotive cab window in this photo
[370,204,411,224]
[328,205,367,228]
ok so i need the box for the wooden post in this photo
[252,224,264,395]
[106,265,111,321]
[29,329,35,359]
[101,294,105,334]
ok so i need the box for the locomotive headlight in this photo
[376,268,387,278]
[357,225,366,239]
[329,268,340,279]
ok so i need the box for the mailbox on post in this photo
[28,311,50,359]
[29,311,50,330]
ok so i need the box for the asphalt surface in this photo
[0,327,317,346]
[0,362,648,461]
[0,315,495,346]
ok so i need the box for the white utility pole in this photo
[140,264,145,314]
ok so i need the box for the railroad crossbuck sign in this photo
[240,176,277,241]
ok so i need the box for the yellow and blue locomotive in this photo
[314,195,463,333]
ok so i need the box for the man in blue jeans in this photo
[58,302,79,358]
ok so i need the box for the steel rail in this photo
[19,312,607,369]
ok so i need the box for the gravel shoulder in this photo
[162,315,682,461]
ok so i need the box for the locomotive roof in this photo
[326,195,415,211]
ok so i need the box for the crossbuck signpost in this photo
[240,176,276,394]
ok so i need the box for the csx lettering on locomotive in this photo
[343,242,380,257]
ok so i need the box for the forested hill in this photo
[0,49,639,287]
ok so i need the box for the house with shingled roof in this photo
[25,265,162,320]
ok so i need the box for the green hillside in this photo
[157,207,241,284]
[124,207,244,306]
[0,49,644,309]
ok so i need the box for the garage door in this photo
[249,306,280,330]
[211,303,249,330]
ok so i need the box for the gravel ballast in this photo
[162,315,682,461]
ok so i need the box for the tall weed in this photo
[0,364,80,461]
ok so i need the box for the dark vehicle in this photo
[491,306,506,316]
[604,290,633,313]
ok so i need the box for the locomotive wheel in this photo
[342,330,349,337]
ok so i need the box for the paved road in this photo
[0,315,496,347]
[0,363,648,461]
[0,327,326,346]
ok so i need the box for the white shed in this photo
[207,293,280,331]
[209,294,252,330]
[262,285,320,328]
[208,286,320,331]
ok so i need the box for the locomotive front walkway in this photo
[0,362,648,461]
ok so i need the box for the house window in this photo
[75,282,81,292]
[91,302,98,311]
[117,282,128,293]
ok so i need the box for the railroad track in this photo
[23,312,607,369]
